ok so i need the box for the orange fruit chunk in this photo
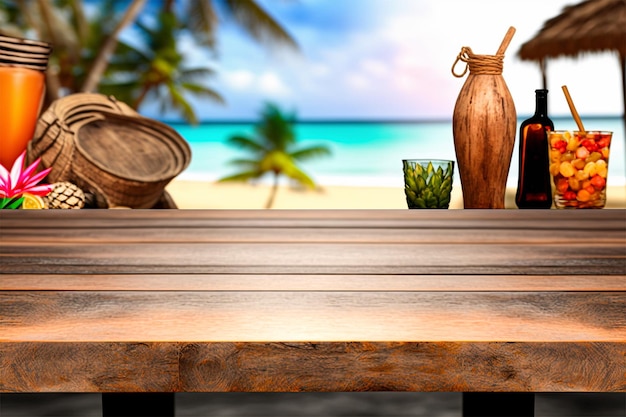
[21,194,46,209]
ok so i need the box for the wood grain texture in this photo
[1,208,625,228]
[2,274,624,291]
[178,342,626,392]
[0,342,179,392]
[453,73,517,208]
[3,226,626,244]
[2,242,624,275]
[0,209,624,394]
[2,291,624,342]
[2,342,622,392]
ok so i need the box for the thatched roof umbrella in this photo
[518,0,626,141]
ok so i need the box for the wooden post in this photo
[463,393,535,417]
[102,393,175,417]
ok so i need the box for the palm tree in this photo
[0,0,145,107]
[1,0,298,116]
[219,103,331,209]
[99,11,224,124]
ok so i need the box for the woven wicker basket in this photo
[28,93,191,209]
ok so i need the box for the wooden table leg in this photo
[102,393,175,417]
[463,393,535,417]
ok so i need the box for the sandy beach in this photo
[166,180,626,209]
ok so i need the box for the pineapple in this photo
[45,182,85,209]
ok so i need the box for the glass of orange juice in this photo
[0,35,51,170]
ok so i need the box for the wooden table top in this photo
[1,209,625,393]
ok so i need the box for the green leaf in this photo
[290,145,332,161]
[0,197,24,210]
[217,171,263,182]
[413,197,426,208]
[414,163,424,178]
[227,135,267,153]
[415,176,427,192]
[405,188,418,201]
[439,196,451,208]
[404,171,417,189]
[430,172,442,191]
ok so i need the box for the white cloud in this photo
[344,72,370,91]
[221,69,292,99]
[258,72,292,98]
[360,59,388,77]
[222,70,255,90]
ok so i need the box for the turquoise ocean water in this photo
[170,116,626,188]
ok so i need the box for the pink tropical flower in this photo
[0,151,53,199]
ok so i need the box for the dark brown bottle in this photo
[515,89,554,208]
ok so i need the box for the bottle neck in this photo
[534,90,549,117]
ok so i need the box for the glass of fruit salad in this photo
[548,130,612,208]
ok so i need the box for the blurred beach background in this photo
[166,116,625,209]
[149,0,626,210]
[2,0,625,209]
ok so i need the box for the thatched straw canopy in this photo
[518,0,626,61]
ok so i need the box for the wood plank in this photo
[2,242,624,275]
[2,291,624,342]
[2,274,624,291]
[3,227,625,244]
[1,341,623,392]
[178,342,626,392]
[0,342,179,392]
[1,209,625,230]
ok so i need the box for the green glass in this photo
[403,159,454,209]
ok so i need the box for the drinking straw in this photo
[561,85,586,132]
[496,26,516,55]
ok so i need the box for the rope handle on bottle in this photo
[451,46,504,77]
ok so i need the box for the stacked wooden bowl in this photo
[28,93,191,209]
[0,35,52,71]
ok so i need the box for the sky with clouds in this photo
[143,0,624,121]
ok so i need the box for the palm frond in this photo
[185,0,218,48]
[180,67,216,78]
[114,39,153,63]
[180,82,225,104]
[227,135,267,153]
[281,162,316,189]
[289,145,332,161]
[227,158,260,168]
[223,0,298,51]
[167,82,198,124]
[217,170,264,183]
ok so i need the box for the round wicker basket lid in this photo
[29,93,191,208]
[74,111,190,182]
